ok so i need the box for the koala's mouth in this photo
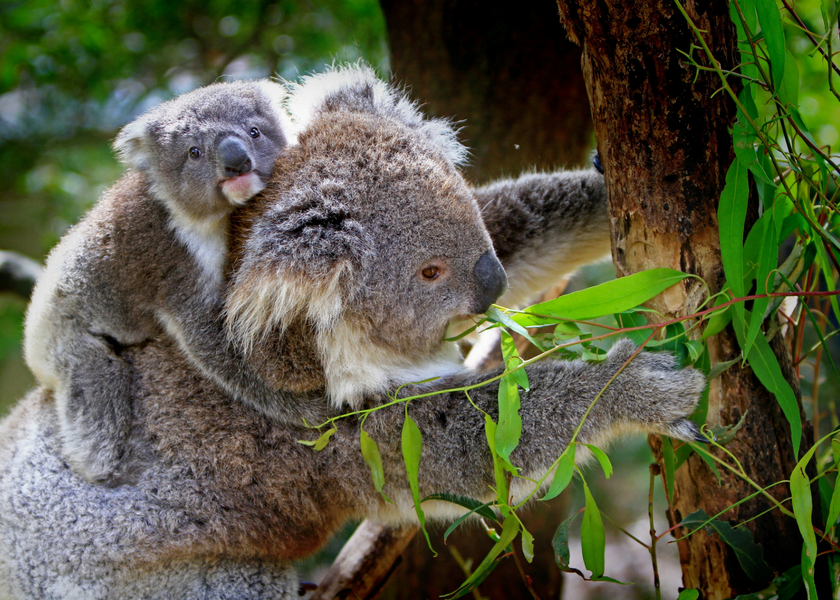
[220,171,265,205]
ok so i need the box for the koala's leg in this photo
[476,169,612,307]
[56,331,133,484]
[353,341,705,521]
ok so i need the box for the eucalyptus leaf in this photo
[541,445,577,502]
[552,513,578,571]
[360,430,389,502]
[402,415,435,555]
[495,372,522,462]
[581,480,606,579]
[513,269,689,326]
[444,516,519,598]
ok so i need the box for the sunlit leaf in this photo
[754,0,786,91]
[580,443,612,479]
[790,443,820,598]
[402,415,435,555]
[298,427,336,450]
[521,526,534,563]
[541,445,577,502]
[495,372,522,462]
[360,429,389,502]
[581,479,605,579]
[500,330,529,390]
[513,269,689,326]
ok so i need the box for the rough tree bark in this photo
[555,0,811,598]
[313,2,593,599]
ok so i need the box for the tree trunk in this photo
[309,2,593,599]
[555,0,810,597]
[379,0,592,184]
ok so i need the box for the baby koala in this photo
[25,80,294,484]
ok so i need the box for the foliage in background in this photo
[0,0,389,412]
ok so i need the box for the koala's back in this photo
[24,172,188,387]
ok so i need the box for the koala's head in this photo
[113,80,292,221]
[227,65,507,408]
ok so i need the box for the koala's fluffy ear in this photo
[112,116,152,171]
[286,63,467,166]
[226,179,372,354]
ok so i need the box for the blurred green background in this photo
[0,0,389,414]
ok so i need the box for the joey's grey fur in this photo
[23,80,295,484]
[1,65,704,598]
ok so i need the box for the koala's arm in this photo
[475,170,611,307]
[332,340,705,521]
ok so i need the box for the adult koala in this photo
[0,66,704,599]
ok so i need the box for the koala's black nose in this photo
[219,137,253,177]
[472,251,508,314]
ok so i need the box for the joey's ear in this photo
[255,79,297,145]
[287,62,467,166]
[112,117,152,171]
[226,180,372,354]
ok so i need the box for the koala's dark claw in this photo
[693,430,713,444]
[592,151,604,174]
[298,581,317,595]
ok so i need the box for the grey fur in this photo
[23,81,294,484]
[2,66,704,597]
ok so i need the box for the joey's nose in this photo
[219,137,253,177]
[472,251,507,314]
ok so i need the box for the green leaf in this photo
[521,526,535,563]
[422,493,498,522]
[615,310,653,346]
[827,458,840,534]
[495,372,522,462]
[513,268,689,326]
[552,513,577,571]
[484,415,508,503]
[440,499,497,542]
[742,323,802,457]
[680,509,773,582]
[731,0,757,80]
[445,515,520,598]
[754,0,786,91]
[298,427,337,450]
[661,436,676,504]
[485,306,544,350]
[500,330,529,390]
[402,415,436,555]
[541,445,576,502]
[790,443,819,598]
[677,590,699,600]
[718,158,750,336]
[581,443,613,479]
[581,479,606,579]
[778,49,800,108]
[742,210,778,358]
[360,429,389,502]
[683,340,705,364]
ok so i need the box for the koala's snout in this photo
[219,137,253,177]
[471,251,507,314]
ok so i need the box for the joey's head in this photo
[113,80,292,221]
[226,65,507,408]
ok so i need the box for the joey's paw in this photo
[605,339,707,441]
[61,428,125,486]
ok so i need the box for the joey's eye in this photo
[421,266,440,280]
[249,127,260,139]
[189,147,202,160]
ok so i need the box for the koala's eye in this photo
[249,127,260,139]
[189,147,202,160]
[421,266,440,280]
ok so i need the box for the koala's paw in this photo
[605,339,707,443]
